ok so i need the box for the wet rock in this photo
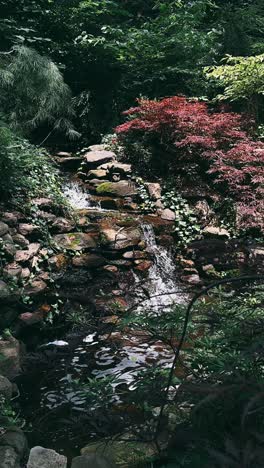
[3,263,22,280]
[100,198,119,210]
[202,226,230,239]
[0,375,13,400]
[123,250,146,260]
[84,150,115,169]
[12,234,29,248]
[72,254,106,268]
[183,267,199,275]
[158,235,174,247]
[71,454,115,468]
[87,169,108,180]
[145,182,161,201]
[27,446,67,468]
[181,274,202,285]
[161,209,175,221]
[100,227,141,250]
[18,224,39,237]
[134,260,153,272]
[202,264,220,277]
[0,429,27,459]
[53,233,97,251]
[24,279,47,296]
[0,222,9,236]
[103,265,118,275]
[177,257,195,268]
[96,181,137,198]
[0,335,21,378]
[51,217,75,233]
[0,446,20,468]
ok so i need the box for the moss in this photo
[96,182,114,194]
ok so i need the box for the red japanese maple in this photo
[116,97,264,231]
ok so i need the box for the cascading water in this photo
[62,179,101,210]
[134,223,186,311]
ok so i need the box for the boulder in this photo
[51,217,75,233]
[3,263,22,280]
[31,198,53,210]
[0,446,19,468]
[71,454,115,468]
[0,222,9,237]
[202,226,230,239]
[100,198,119,210]
[161,209,175,221]
[96,181,137,198]
[21,268,30,280]
[18,224,39,237]
[87,144,107,152]
[53,233,97,251]
[0,375,13,400]
[84,150,115,169]
[87,169,108,180]
[181,274,202,285]
[27,446,67,468]
[12,234,29,248]
[48,254,69,271]
[145,183,161,201]
[123,251,146,260]
[0,429,27,458]
[0,281,12,301]
[100,227,141,250]
[56,151,72,157]
[15,243,40,264]
[24,279,47,296]
[99,162,132,176]
[72,254,106,268]
[1,213,18,227]
[2,241,17,259]
[134,260,153,272]
[0,335,21,378]
[56,156,83,170]
[194,200,214,224]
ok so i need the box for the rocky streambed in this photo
[0,145,263,467]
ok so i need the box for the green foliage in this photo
[0,395,24,432]
[0,46,78,138]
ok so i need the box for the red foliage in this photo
[116,97,264,231]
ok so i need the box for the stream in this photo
[17,176,186,461]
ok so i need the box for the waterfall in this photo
[134,223,186,312]
[62,180,101,210]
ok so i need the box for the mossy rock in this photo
[81,439,157,467]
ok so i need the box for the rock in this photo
[0,375,13,400]
[202,264,220,277]
[183,267,199,275]
[21,268,30,280]
[103,265,118,275]
[248,246,264,271]
[51,217,75,233]
[0,429,27,458]
[0,446,20,468]
[96,181,137,198]
[31,198,53,210]
[18,224,39,237]
[56,151,72,157]
[100,227,141,250]
[15,243,40,264]
[24,279,47,296]
[145,182,161,201]
[0,222,9,236]
[134,260,153,272]
[1,213,18,227]
[84,150,115,169]
[178,257,195,268]
[87,144,107,152]
[3,263,22,280]
[56,156,83,170]
[0,336,21,378]
[72,253,106,268]
[100,198,119,210]
[18,311,44,326]
[53,233,97,251]
[71,454,115,468]
[38,211,57,223]
[87,169,108,180]
[0,281,12,300]
[181,274,202,285]
[158,235,174,247]
[202,226,230,239]
[0,306,19,329]
[161,209,175,221]
[27,446,67,468]
[194,200,214,224]
[48,254,69,271]
[2,241,17,259]
[12,234,29,248]
[99,162,132,177]
[123,251,146,260]
[81,439,157,468]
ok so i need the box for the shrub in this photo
[116,97,264,232]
